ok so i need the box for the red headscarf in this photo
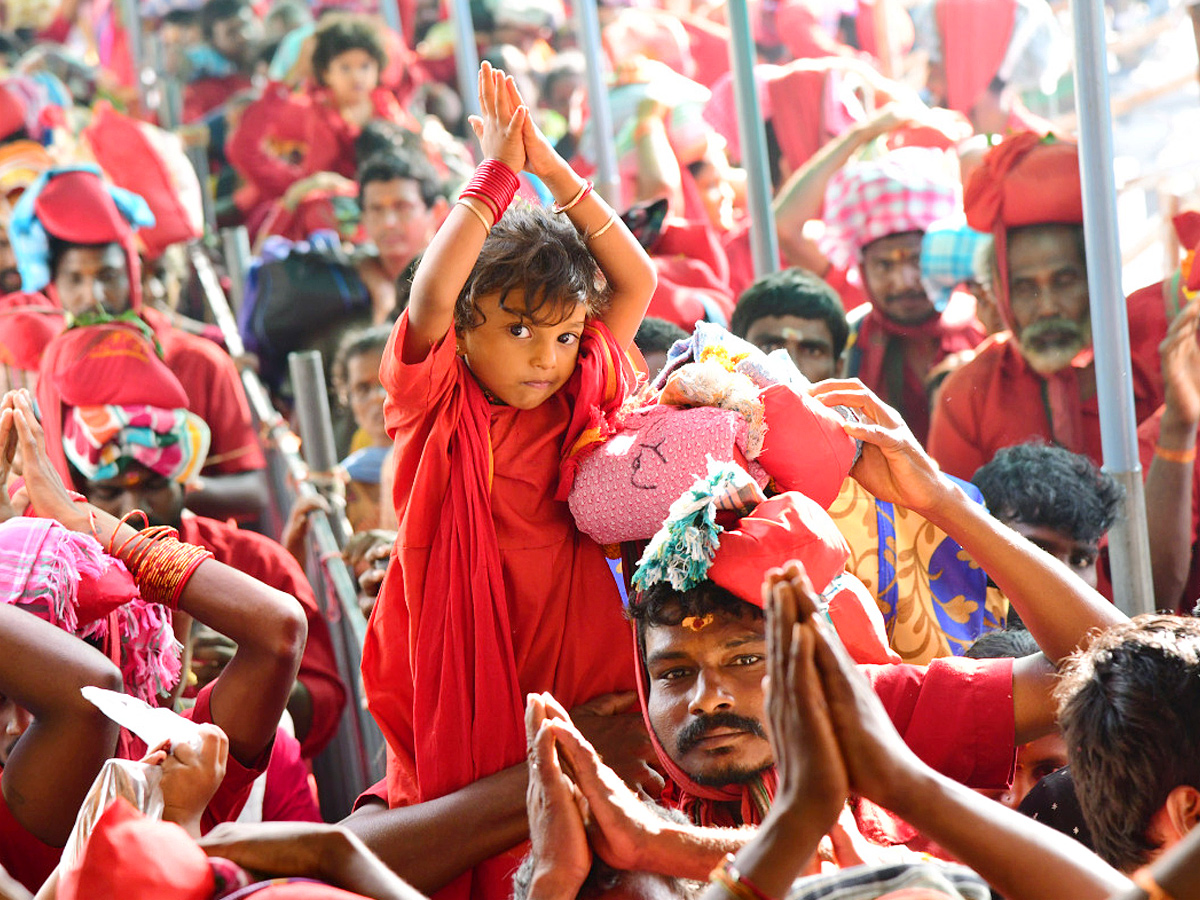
[36,322,188,486]
[32,168,150,310]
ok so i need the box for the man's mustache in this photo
[676,711,766,756]
[1022,317,1087,347]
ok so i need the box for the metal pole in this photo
[1071,0,1155,615]
[289,351,353,549]
[379,0,403,38]
[726,0,780,278]
[448,0,481,120]
[221,226,252,313]
[187,146,217,236]
[576,0,621,206]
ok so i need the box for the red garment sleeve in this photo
[351,778,389,812]
[0,772,64,894]
[183,516,348,759]
[261,729,322,823]
[156,321,267,475]
[185,681,274,831]
[226,88,311,202]
[863,656,1017,791]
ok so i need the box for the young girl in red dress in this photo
[359,62,658,900]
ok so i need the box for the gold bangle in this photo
[456,198,492,234]
[551,180,591,213]
[708,868,756,900]
[1154,443,1196,465]
[587,214,617,242]
[1131,869,1175,900]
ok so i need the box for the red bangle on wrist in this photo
[459,159,520,226]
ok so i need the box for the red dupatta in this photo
[412,321,634,900]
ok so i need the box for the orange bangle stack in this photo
[108,514,213,609]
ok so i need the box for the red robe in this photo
[929,283,1169,480]
[1137,402,1200,613]
[179,514,347,759]
[362,313,636,900]
[302,87,418,181]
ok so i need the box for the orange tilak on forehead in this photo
[682,614,714,632]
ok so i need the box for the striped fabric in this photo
[821,149,960,271]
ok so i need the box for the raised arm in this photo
[1142,297,1200,610]
[770,565,1130,900]
[403,61,529,362]
[14,390,305,768]
[0,604,123,847]
[811,379,1127,741]
[772,105,915,273]
[517,80,656,350]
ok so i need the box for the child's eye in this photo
[558,332,581,346]
[508,324,531,338]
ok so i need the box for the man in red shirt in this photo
[929,133,1168,480]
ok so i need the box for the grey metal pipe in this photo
[186,147,217,236]
[220,226,252,313]
[289,351,353,548]
[576,0,621,206]
[725,0,780,278]
[117,0,146,109]
[1070,0,1155,614]
[448,0,482,120]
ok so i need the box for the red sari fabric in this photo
[303,87,419,181]
[362,313,638,900]
[846,306,985,446]
[936,0,1017,114]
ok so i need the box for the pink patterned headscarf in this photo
[820,148,960,271]
[63,404,210,485]
[0,517,181,703]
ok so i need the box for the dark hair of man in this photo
[452,201,608,332]
[47,236,118,281]
[356,151,444,209]
[731,267,851,361]
[964,627,1039,660]
[1055,614,1200,871]
[511,801,701,900]
[635,317,688,356]
[310,14,388,86]
[628,580,762,662]
[331,324,392,397]
[163,7,198,27]
[971,442,1123,545]
[201,0,251,40]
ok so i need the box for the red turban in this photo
[963,132,1080,325]
[36,323,188,485]
[33,169,148,310]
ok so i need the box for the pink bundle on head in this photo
[820,148,960,272]
[0,517,181,703]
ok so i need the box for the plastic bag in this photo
[58,758,163,872]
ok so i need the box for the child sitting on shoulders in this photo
[359,61,658,900]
